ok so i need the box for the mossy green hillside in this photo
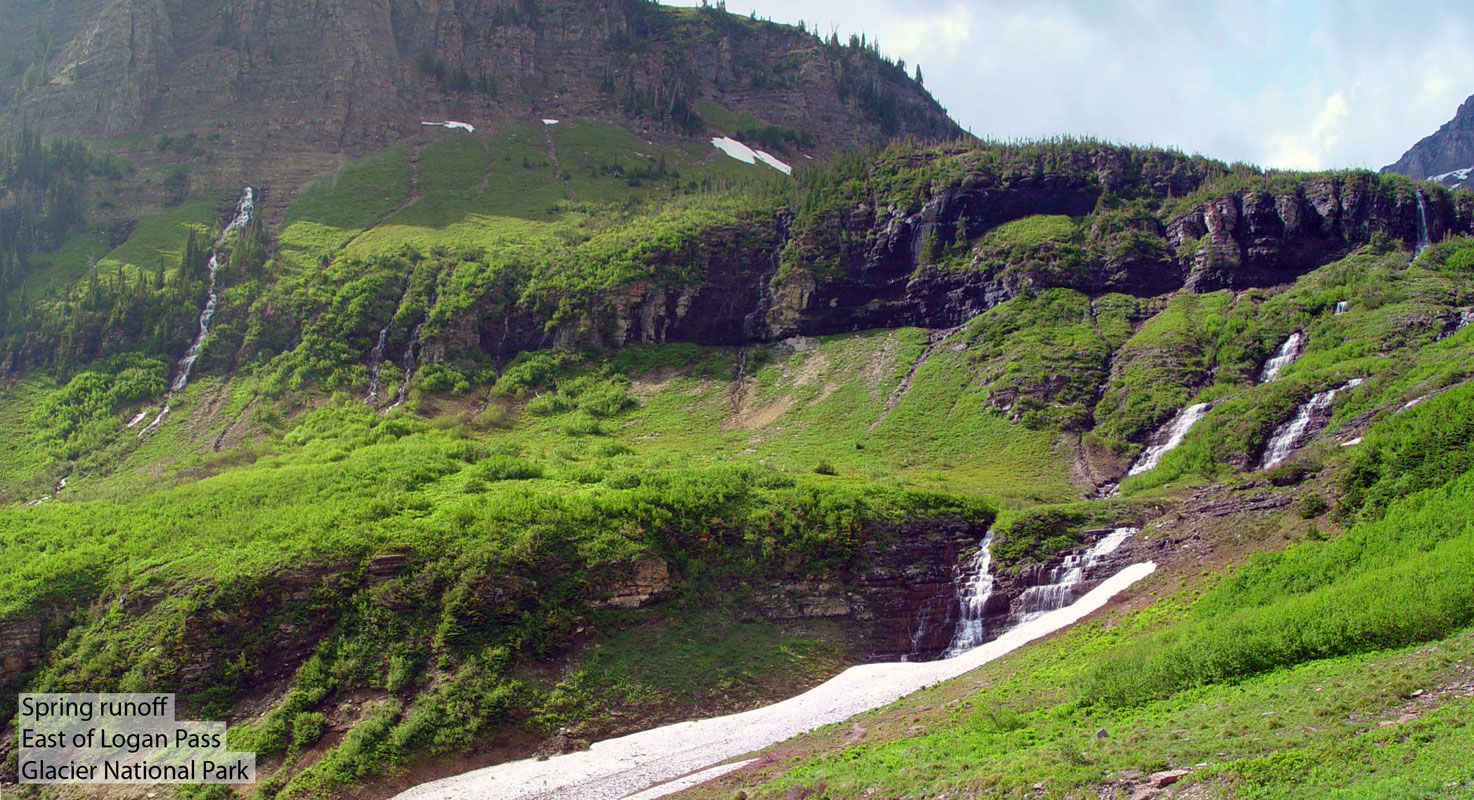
[700,425,1474,798]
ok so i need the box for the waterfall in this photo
[1334,301,1348,316]
[1010,528,1137,624]
[1125,402,1211,477]
[1259,378,1364,470]
[1434,308,1473,341]
[365,326,390,404]
[939,532,996,659]
[142,188,255,434]
[1415,190,1432,256]
[1258,331,1305,383]
[387,322,425,410]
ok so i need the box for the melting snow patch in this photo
[421,120,475,133]
[1341,437,1363,447]
[541,119,560,125]
[621,760,759,800]
[389,563,1156,800]
[710,137,792,175]
[1429,166,1473,184]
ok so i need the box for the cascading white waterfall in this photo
[1259,378,1364,470]
[142,188,255,434]
[1125,402,1211,478]
[387,322,425,410]
[1010,528,1137,624]
[1258,331,1305,383]
[1334,301,1348,315]
[365,326,391,404]
[939,532,996,659]
[1416,190,1432,256]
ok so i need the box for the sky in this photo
[664,0,1474,170]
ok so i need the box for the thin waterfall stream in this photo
[387,322,425,410]
[1259,378,1364,470]
[1416,190,1432,256]
[938,532,996,658]
[365,326,391,404]
[1258,331,1305,383]
[1125,402,1211,478]
[1010,528,1137,624]
[142,188,255,434]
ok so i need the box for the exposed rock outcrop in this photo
[0,616,42,681]
[747,519,985,661]
[590,556,672,609]
[478,166,1474,366]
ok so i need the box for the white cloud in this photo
[663,0,1474,169]
[886,4,973,62]
[1266,91,1350,170]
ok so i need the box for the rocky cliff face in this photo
[0,0,956,187]
[487,164,1474,364]
[746,519,983,661]
[1384,93,1474,186]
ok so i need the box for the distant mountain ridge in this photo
[0,0,959,196]
[1383,92,1474,189]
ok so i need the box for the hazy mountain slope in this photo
[0,0,958,201]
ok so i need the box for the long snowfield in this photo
[392,562,1157,800]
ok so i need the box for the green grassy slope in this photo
[690,410,1474,798]
[2,132,1474,800]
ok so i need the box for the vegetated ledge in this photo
[457,149,1474,371]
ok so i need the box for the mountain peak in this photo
[1382,92,1474,187]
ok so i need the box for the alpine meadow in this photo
[2,1,1474,799]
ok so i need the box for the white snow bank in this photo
[1429,166,1473,183]
[421,120,476,133]
[710,137,792,176]
[621,759,758,800]
[542,119,560,125]
[392,562,1157,800]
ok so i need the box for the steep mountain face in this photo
[0,0,957,191]
[1383,93,1474,188]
